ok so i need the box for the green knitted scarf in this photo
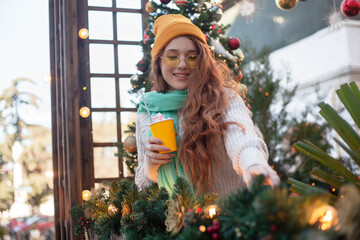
[138,90,188,195]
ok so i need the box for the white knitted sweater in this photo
[135,91,269,198]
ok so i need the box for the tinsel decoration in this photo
[237,0,256,21]
[327,0,344,30]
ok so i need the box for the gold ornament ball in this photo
[236,83,248,99]
[146,2,156,13]
[275,0,298,10]
[108,204,119,216]
[123,135,137,153]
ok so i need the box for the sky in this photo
[0,0,51,129]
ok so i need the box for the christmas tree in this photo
[130,0,244,94]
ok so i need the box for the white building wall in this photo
[269,20,360,163]
[270,19,360,100]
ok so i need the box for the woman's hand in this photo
[244,164,280,189]
[145,136,174,165]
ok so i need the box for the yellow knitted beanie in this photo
[151,14,207,59]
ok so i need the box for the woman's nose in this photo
[177,57,187,68]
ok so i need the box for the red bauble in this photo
[207,226,214,233]
[341,0,360,17]
[160,0,171,3]
[212,233,220,240]
[270,224,279,232]
[174,0,188,7]
[228,37,241,50]
[212,224,220,232]
[137,59,149,72]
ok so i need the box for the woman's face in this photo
[160,36,198,91]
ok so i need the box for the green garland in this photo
[69,176,359,240]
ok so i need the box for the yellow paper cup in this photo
[149,119,177,153]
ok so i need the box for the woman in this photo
[135,14,279,198]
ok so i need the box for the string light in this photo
[78,28,89,39]
[83,87,87,90]
[199,225,206,232]
[80,107,91,118]
[82,190,91,201]
[309,205,338,231]
[208,205,217,218]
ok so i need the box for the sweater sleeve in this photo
[135,112,161,190]
[223,90,269,175]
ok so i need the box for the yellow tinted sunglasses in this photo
[160,54,199,68]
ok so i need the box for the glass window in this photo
[93,147,119,178]
[91,77,116,108]
[88,0,112,7]
[92,112,117,142]
[120,111,137,142]
[116,0,141,9]
[89,44,115,74]
[118,45,143,74]
[89,11,114,40]
[119,78,140,108]
[116,12,143,41]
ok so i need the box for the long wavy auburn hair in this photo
[150,36,240,193]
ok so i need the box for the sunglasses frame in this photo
[159,54,199,68]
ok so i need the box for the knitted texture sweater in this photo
[135,91,269,198]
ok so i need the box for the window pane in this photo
[118,45,143,74]
[91,77,116,108]
[88,0,112,7]
[119,78,139,108]
[116,13,142,41]
[89,44,114,74]
[116,0,141,9]
[121,112,137,142]
[92,112,117,142]
[94,147,119,178]
[89,11,113,40]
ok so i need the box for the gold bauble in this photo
[146,2,156,13]
[123,135,137,153]
[236,83,248,99]
[108,203,119,216]
[275,0,298,10]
